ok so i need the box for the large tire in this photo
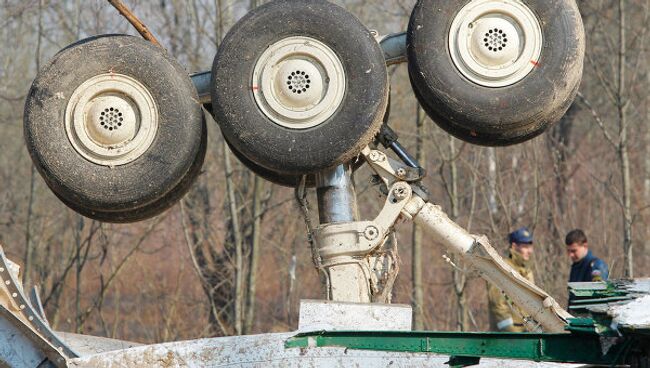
[225,134,316,188]
[24,35,205,221]
[408,0,585,146]
[211,0,388,175]
[54,125,207,223]
[224,91,392,188]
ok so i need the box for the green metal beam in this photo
[285,330,629,365]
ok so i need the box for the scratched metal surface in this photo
[69,332,584,368]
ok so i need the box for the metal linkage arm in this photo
[312,163,413,303]
[362,147,572,333]
[403,197,572,333]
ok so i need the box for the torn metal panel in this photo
[57,332,142,357]
[70,331,583,368]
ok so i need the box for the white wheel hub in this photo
[448,0,542,87]
[252,36,346,129]
[65,73,158,166]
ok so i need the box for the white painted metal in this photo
[323,264,369,303]
[315,184,410,259]
[314,164,370,302]
[298,299,412,332]
[0,249,76,367]
[252,36,346,129]
[404,197,571,333]
[358,146,571,332]
[314,180,411,303]
[407,200,475,254]
[65,73,159,166]
[610,295,650,329]
[0,310,48,368]
[68,331,583,368]
[57,332,141,357]
[448,0,543,87]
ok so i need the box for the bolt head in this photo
[392,184,409,200]
[396,168,407,177]
[364,226,379,240]
[369,151,384,162]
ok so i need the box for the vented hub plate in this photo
[448,0,543,87]
[65,73,158,166]
[252,36,346,129]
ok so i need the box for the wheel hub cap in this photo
[252,36,346,129]
[449,0,543,87]
[65,73,159,166]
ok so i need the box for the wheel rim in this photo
[448,0,542,88]
[252,36,346,129]
[65,73,159,166]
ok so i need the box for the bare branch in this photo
[577,91,618,148]
[107,0,162,48]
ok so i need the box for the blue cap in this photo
[509,227,533,244]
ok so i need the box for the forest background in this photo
[0,0,647,341]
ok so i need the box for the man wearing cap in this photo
[487,227,535,332]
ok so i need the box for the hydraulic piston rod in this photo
[404,196,572,333]
[359,145,571,332]
[315,164,372,303]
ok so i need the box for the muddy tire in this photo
[211,0,388,175]
[55,127,206,223]
[407,0,585,146]
[225,133,315,188]
[224,90,392,188]
[24,35,205,222]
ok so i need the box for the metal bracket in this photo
[0,248,77,367]
[362,146,428,201]
[362,146,418,185]
[314,181,412,262]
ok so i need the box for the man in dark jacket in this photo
[565,229,609,282]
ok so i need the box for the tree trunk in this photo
[412,104,425,330]
[449,137,468,331]
[224,142,244,334]
[645,67,650,204]
[487,147,498,215]
[244,176,264,334]
[23,0,43,288]
[618,0,633,278]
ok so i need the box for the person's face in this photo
[566,242,588,263]
[512,242,534,261]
